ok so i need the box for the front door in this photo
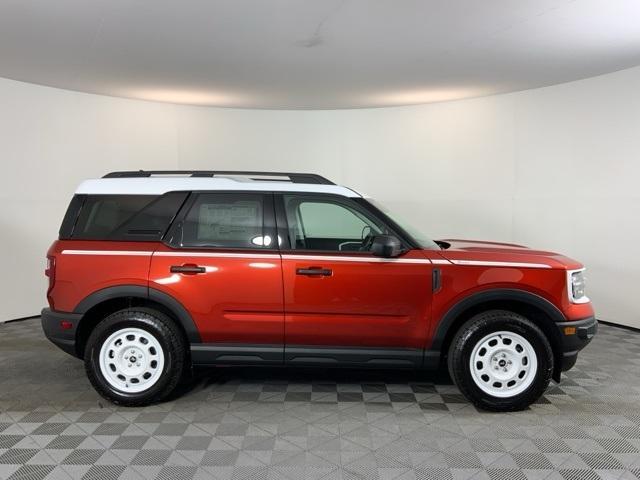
[149,192,284,364]
[277,193,433,367]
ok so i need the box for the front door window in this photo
[283,195,384,252]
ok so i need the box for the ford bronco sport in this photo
[42,171,597,411]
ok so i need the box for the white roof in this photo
[75,177,361,197]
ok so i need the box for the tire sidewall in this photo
[452,313,553,410]
[86,312,178,404]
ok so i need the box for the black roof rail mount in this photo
[102,170,335,185]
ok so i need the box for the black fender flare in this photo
[73,285,202,343]
[431,288,566,353]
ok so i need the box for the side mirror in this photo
[370,235,402,258]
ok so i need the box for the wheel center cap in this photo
[498,359,506,367]
[129,356,137,363]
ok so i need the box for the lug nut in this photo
[128,364,131,367]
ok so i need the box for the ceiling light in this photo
[123,88,245,107]
[365,87,491,107]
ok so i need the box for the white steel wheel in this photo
[99,327,165,393]
[469,330,538,398]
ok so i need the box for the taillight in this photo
[45,255,56,302]
[44,255,56,309]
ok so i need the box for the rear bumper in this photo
[41,308,82,358]
[556,316,598,371]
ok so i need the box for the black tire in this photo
[447,310,553,412]
[84,308,187,406]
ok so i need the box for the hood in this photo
[439,238,556,256]
[436,238,583,269]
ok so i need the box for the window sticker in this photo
[197,201,261,242]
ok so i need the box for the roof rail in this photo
[102,170,335,185]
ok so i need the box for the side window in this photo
[73,195,156,239]
[69,193,188,241]
[111,192,189,240]
[283,195,385,252]
[178,193,270,249]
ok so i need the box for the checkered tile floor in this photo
[1,319,640,480]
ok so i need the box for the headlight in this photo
[567,268,589,303]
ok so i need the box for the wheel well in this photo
[439,300,562,374]
[75,297,187,358]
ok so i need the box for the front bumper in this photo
[41,308,82,358]
[556,316,598,372]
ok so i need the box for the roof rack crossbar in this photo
[102,170,334,184]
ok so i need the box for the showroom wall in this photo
[1,65,639,328]
[0,79,178,321]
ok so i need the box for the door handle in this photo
[170,264,206,274]
[296,267,332,276]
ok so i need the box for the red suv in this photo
[42,171,596,411]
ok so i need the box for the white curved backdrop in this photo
[1,67,639,327]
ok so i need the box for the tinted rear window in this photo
[61,193,188,241]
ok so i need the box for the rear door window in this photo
[175,193,272,249]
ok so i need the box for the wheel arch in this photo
[73,285,201,357]
[432,289,565,382]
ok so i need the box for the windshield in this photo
[366,198,440,250]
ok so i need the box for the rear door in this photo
[149,192,284,364]
[276,193,433,367]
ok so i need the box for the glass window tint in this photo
[113,192,188,240]
[59,195,85,239]
[73,195,156,239]
[179,193,268,248]
[70,193,188,241]
[283,195,384,251]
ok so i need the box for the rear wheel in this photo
[85,308,186,406]
[448,310,553,411]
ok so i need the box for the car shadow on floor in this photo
[168,365,455,402]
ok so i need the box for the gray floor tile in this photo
[1,318,639,480]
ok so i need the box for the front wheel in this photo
[447,310,553,411]
[85,308,187,406]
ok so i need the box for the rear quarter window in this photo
[61,193,188,241]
